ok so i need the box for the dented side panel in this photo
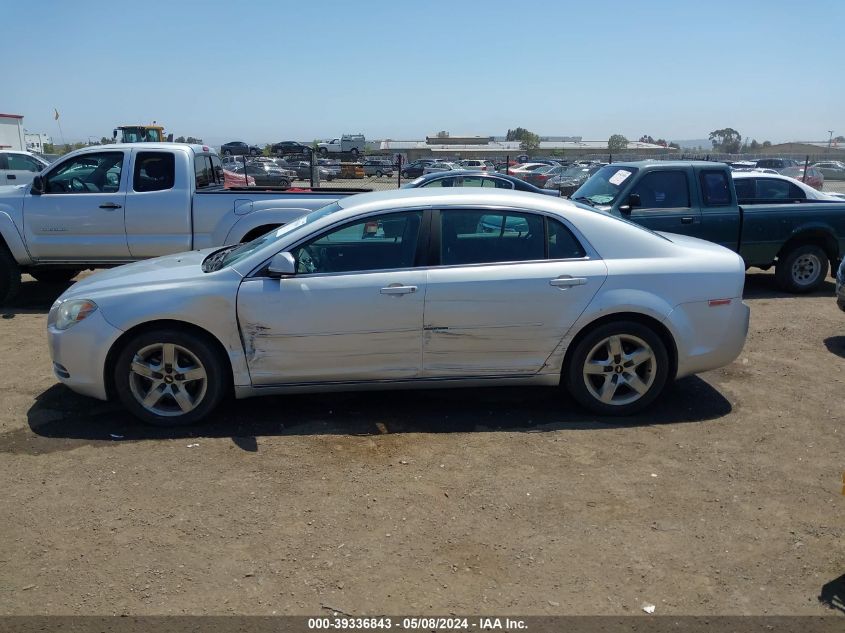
[237,272,426,384]
[422,260,607,376]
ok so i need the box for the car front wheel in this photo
[114,329,228,426]
[566,321,669,416]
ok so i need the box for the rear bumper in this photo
[666,298,750,378]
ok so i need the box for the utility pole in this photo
[828,130,834,153]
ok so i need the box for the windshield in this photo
[204,202,343,272]
[570,165,638,205]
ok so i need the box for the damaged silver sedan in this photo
[48,188,749,425]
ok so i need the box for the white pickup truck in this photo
[0,143,360,304]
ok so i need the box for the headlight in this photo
[49,299,98,330]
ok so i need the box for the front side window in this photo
[460,176,499,188]
[133,152,175,192]
[291,211,423,274]
[8,154,44,172]
[45,152,123,194]
[699,170,732,206]
[630,171,690,209]
[440,209,544,266]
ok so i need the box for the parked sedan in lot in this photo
[220,141,261,156]
[230,163,292,188]
[813,161,845,180]
[403,170,559,196]
[423,161,460,174]
[47,188,749,425]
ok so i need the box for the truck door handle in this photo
[681,216,694,224]
[6,175,15,180]
[550,276,587,288]
[380,284,417,295]
[99,203,122,210]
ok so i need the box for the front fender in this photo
[0,209,32,264]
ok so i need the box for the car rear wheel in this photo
[114,329,227,426]
[566,321,669,416]
[775,244,828,293]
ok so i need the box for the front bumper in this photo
[667,298,750,378]
[48,309,123,401]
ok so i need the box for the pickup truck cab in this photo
[571,161,845,293]
[317,134,365,157]
[0,143,361,303]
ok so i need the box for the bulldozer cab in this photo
[113,125,166,143]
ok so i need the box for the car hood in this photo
[60,249,224,300]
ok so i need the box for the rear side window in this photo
[440,209,544,266]
[0,154,8,170]
[133,152,175,192]
[547,218,586,259]
[210,155,224,184]
[195,155,211,188]
[755,178,805,201]
[699,170,732,206]
[734,178,755,201]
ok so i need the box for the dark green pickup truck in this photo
[570,161,845,292]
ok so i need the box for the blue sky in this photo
[4,0,843,146]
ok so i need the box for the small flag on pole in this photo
[54,108,60,121]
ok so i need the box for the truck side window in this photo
[44,152,124,194]
[630,171,690,209]
[195,156,211,189]
[133,152,175,192]
[210,155,224,184]
[699,170,732,206]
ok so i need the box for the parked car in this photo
[401,159,438,179]
[813,161,845,181]
[270,141,312,157]
[569,160,845,292]
[317,134,365,157]
[0,150,49,186]
[0,143,364,304]
[363,159,394,177]
[755,158,801,171]
[277,160,314,180]
[402,170,559,196]
[423,162,460,174]
[508,163,553,179]
[459,159,495,171]
[781,165,824,190]
[317,158,341,180]
[544,165,603,196]
[46,187,749,425]
[523,165,563,188]
[732,172,840,202]
[231,163,292,188]
[220,141,261,157]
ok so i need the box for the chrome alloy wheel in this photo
[582,334,656,406]
[791,253,822,286]
[128,343,208,417]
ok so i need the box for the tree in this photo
[709,128,742,154]
[668,142,680,150]
[762,140,772,148]
[608,134,629,152]
[519,132,540,152]
[506,127,533,142]
[639,135,655,144]
[175,135,186,143]
[185,136,203,144]
[834,135,845,143]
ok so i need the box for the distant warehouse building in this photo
[25,132,52,153]
[0,113,25,150]
[376,135,674,161]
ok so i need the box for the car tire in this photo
[249,149,258,156]
[350,148,359,157]
[319,148,328,157]
[0,245,22,307]
[30,269,80,284]
[775,243,828,293]
[565,320,670,416]
[114,329,228,426]
[375,170,383,178]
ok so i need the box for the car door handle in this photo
[380,285,417,295]
[6,174,15,180]
[99,203,122,210]
[681,216,694,224]
[550,276,587,288]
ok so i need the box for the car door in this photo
[626,169,701,236]
[2,153,45,186]
[123,149,192,258]
[22,150,130,261]
[423,208,607,377]
[237,209,427,385]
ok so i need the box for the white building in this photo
[25,131,52,153]
[0,113,25,150]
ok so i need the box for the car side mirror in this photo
[267,252,296,277]
[31,175,44,195]
[619,193,640,214]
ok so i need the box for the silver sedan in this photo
[47,189,749,425]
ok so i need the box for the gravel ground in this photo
[0,270,843,616]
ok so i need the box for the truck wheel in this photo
[565,320,669,416]
[0,246,22,306]
[114,328,228,426]
[30,269,80,284]
[375,170,383,178]
[775,244,828,293]
[319,147,328,157]
[350,148,359,157]
[249,149,258,156]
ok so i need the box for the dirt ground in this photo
[0,270,843,616]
